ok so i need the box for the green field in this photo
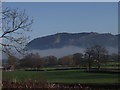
[2,69,119,83]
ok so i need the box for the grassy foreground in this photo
[2,69,119,83]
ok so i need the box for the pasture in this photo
[2,69,119,83]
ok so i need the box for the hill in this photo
[25,32,118,57]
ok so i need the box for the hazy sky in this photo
[3,2,118,40]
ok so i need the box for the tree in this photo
[84,45,108,71]
[0,8,33,56]
[44,56,57,66]
[84,48,95,71]
[19,53,43,69]
[92,45,108,70]
[72,53,83,66]
[59,55,73,66]
[7,55,18,65]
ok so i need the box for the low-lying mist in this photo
[30,46,118,58]
[30,46,85,58]
[2,46,118,60]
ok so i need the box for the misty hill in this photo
[26,32,118,51]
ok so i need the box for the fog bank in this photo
[30,46,118,58]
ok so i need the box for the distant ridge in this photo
[26,32,118,50]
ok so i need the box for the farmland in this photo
[2,69,119,83]
[2,60,120,89]
[2,62,120,89]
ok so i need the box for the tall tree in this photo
[44,56,57,66]
[92,45,108,70]
[59,55,73,66]
[19,53,43,69]
[84,48,95,71]
[73,53,83,66]
[0,8,33,56]
[84,45,108,71]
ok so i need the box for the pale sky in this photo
[3,2,118,40]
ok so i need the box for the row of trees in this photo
[5,45,119,71]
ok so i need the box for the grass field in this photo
[2,69,119,83]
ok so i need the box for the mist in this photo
[30,46,85,58]
[29,46,118,58]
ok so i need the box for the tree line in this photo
[5,45,119,71]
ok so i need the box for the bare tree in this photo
[0,8,33,56]
[44,56,57,66]
[19,53,43,69]
[84,45,108,71]
[84,48,95,71]
[92,45,108,70]
[73,53,83,67]
[59,55,73,66]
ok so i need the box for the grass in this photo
[2,69,119,83]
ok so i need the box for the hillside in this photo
[26,32,118,50]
